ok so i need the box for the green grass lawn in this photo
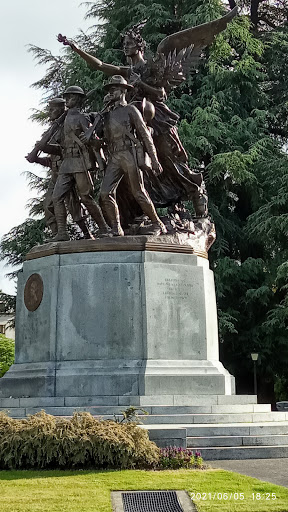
[0,469,288,512]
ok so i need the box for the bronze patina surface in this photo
[51,86,109,241]
[25,98,92,240]
[58,7,237,225]
[24,8,238,248]
[90,75,167,237]
[25,233,211,261]
[24,273,44,311]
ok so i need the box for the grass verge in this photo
[0,468,288,512]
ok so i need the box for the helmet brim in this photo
[103,82,134,91]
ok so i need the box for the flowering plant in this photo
[158,446,203,469]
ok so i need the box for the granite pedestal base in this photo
[0,241,235,401]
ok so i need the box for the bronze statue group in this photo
[26,10,237,242]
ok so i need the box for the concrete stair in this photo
[142,410,288,459]
[1,394,288,459]
[193,445,288,460]
[184,424,288,459]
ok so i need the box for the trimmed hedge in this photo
[0,411,160,469]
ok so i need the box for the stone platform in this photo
[0,238,234,400]
[1,237,287,459]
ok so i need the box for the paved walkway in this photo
[207,459,288,488]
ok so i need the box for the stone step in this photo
[143,422,288,449]
[143,424,288,455]
[0,403,271,417]
[148,404,271,414]
[0,394,258,409]
[198,445,288,460]
[187,434,288,447]
[117,394,258,407]
[136,411,288,425]
[183,422,288,436]
[1,409,285,423]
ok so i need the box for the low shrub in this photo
[159,446,203,469]
[0,411,160,470]
[113,406,149,424]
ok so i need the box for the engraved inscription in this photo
[157,277,193,299]
[24,273,44,312]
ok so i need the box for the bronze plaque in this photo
[24,273,44,312]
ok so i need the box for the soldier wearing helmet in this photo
[84,75,167,236]
[52,86,109,240]
[26,97,93,239]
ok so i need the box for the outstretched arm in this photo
[58,34,129,78]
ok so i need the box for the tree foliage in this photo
[0,291,16,315]
[1,0,287,401]
[0,334,15,378]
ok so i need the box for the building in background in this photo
[0,314,15,340]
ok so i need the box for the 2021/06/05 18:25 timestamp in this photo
[190,492,277,501]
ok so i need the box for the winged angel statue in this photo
[58,7,237,226]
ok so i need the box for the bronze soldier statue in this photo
[90,75,167,236]
[52,86,109,241]
[58,8,237,220]
[26,97,93,239]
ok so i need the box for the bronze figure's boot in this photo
[44,220,58,243]
[49,221,58,237]
[146,221,167,236]
[53,202,70,241]
[110,223,124,237]
[76,219,95,240]
[107,209,124,236]
[86,202,109,235]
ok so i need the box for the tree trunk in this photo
[251,0,260,29]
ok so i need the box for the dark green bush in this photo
[0,411,160,469]
[0,334,15,377]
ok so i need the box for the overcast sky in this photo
[0,1,93,295]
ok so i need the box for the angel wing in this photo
[148,6,237,91]
[157,6,238,56]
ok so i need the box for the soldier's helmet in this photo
[63,85,85,96]
[103,75,134,90]
[49,97,66,106]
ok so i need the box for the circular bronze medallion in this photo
[24,273,44,312]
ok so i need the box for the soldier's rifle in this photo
[26,111,67,163]
[84,99,114,142]
[70,104,112,187]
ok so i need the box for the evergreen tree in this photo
[1,0,287,402]
[0,291,16,315]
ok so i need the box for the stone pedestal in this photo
[0,238,235,401]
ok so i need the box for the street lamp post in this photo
[251,352,259,396]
